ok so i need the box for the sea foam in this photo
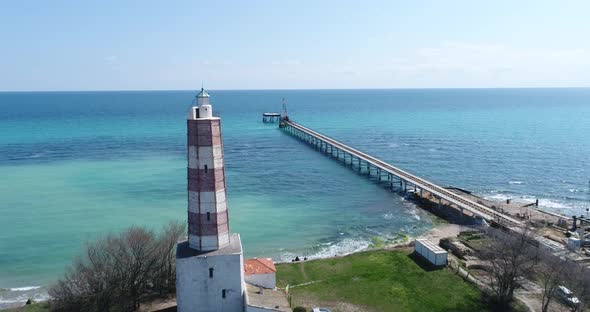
[9,286,41,292]
[278,238,371,263]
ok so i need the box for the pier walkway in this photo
[281,120,523,229]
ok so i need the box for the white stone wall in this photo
[245,273,276,289]
[176,249,245,312]
[199,104,213,118]
[187,107,196,120]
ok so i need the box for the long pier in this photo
[281,119,523,228]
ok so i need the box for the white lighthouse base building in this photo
[176,234,245,312]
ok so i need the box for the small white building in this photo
[415,239,448,267]
[244,258,277,289]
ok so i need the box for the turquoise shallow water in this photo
[1,89,590,305]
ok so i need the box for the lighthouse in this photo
[186,88,230,250]
[176,88,245,312]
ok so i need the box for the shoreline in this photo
[0,189,568,310]
[277,182,562,265]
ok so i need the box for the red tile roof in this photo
[244,258,276,275]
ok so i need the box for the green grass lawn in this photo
[276,249,488,312]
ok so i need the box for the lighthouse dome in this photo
[196,88,210,98]
[196,87,211,107]
[187,88,214,120]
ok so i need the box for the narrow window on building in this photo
[222,289,226,298]
[209,268,214,278]
[207,212,211,221]
[204,164,208,173]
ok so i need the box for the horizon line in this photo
[2,86,590,93]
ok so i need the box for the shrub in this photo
[293,307,307,312]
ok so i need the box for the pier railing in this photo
[281,120,523,228]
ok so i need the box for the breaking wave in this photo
[483,193,584,215]
[9,286,41,292]
[278,238,371,263]
[484,193,513,202]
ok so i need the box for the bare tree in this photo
[49,221,184,312]
[536,250,570,312]
[115,227,160,310]
[479,226,539,308]
[151,221,184,295]
[564,262,590,312]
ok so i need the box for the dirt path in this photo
[299,261,309,280]
[418,223,470,241]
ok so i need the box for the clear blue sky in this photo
[1,0,589,91]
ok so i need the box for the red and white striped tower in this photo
[186,88,230,251]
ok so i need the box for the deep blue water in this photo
[1,88,589,306]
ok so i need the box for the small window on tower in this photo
[207,212,211,221]
[222,289,226,298]
[209,268,214,278]
[204,164,208,173]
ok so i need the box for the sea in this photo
[1,88,589,307]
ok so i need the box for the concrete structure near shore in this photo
[176,88,289,312]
